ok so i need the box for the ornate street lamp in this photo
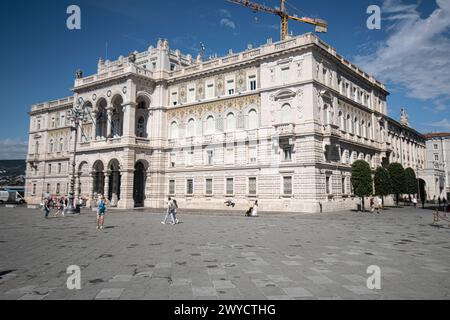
[64,96,89,215]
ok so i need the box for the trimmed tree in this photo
[351,160,373,211]
[374,166,392,207]
[388,163,405,206]
[404,168,417,196]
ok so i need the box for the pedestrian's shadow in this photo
[429,223,449,229]
[104,226,116,229]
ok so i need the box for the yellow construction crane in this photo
[227,0,328,41]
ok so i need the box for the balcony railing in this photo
[274,123,295,136]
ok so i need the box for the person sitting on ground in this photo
[225,199,236,208]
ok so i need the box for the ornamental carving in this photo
[167,94,260,120]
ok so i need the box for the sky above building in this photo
[0,0,449,159]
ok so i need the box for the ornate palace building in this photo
[25,33,426,213]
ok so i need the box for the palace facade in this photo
[25,33,426,213]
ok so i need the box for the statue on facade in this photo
[128,52,136,63]
[400,107,410,126]
[76,69,83,79]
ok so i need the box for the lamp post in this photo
[64,97,88,215]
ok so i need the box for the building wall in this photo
[25,34,426,213]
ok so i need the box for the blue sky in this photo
[1,0,449,159]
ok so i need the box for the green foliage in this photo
[388,163,405,196]
[404,168,417,195]
[351,160,373,198]
[374,167,392,197]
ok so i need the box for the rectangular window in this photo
[187,179,194,195]
[248,177,257,195]
[48,164,52,174]
[283,147,292,162]
[187,87,195,103]
[227,80,235,95]
[206,179,213,195]
[186,151,194,166]
[171,91,178,106]
[433,144,438,150]
[170,153,176,168]
[226,178,234,195]
[56,183,60,195]
[225,147,234,164]
[46,183,51,193]
[170,63,176,71]
[169,180,175,195]
[58,163,62,174]
[206,150,214,166]
[434,154,439,161]
[37,120,41,130]
[283,176,293,195]
[281,67,290,83]
[248,146,257,164]
[326,176,331,194]
[249,75,257,91]
[342,177,346,194]
[32,184,36,195]
[206,83,214,99]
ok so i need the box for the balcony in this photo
[274,123,295,137]
[323,124,341,138]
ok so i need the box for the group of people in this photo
[42,195,68,219]
[161,197,179,225]
[369,196,383,214]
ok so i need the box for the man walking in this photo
[162,197,176,225]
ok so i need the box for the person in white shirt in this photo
[251,201,259,217]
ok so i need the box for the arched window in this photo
[281,104,291,124]
[347,115,352,133]
[187,119,196,137]
[170,121,179,139]
[59,138,64,152]
[226,113,236,132]
[49,139,54,153]
[339,111,344,130]
[361,121,366,138]
[353,117,358,135]
[136,117,146,138]
[206,116,215,135]
[367,122,372,140]
[248,109,258,130]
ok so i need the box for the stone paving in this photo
[0,206,449,300]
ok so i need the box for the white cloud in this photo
[219,9,232,18]
[354,0,450,112]
[431,118,450,131]
[0,139,28,160]
[220,18,236,30]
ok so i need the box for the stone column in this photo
[122,102,137,143]
[106,107,113,138]
[104,172,110,200]
[117,169,135,209]
[88,172,95,208]
[111,171,120,207]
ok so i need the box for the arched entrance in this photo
[107,159,121,207]
[92,161,105,197]
[133,162,146,208]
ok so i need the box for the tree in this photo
[404,168,417,196]
[351,160,373,211]
[374,167,392,207]
[388,163,405,206]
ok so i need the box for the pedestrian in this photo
[55,197,64,217]
[43,197,51,219]
[438,197,441,211]
[251,200,259,217]
[96,196,107,230]
[173,199,180,224]
[412,197,417,208]
[161,197,176,225]
[370,197,375,213]
[375,196,382,214]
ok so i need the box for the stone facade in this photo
[25,33,426,213]
[419,133,450,201]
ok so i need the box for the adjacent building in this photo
[25,33,427,213]
[420,133,450,201]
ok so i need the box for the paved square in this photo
[0,207,449,300]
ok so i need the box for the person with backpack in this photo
[96,196,107,230]
[161,197,176,225]
[172,199,180,224]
